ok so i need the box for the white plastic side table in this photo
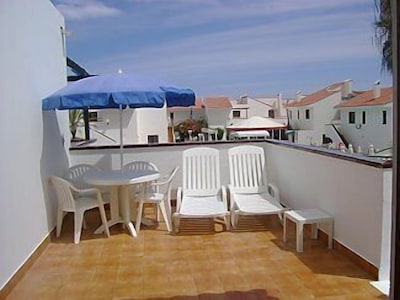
[283,209,333,252]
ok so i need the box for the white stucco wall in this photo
[0,0,68,289]
[136,106,168,144]
[80,106,169,146]
[206,109,231,128]
[70,140,387,268]
[338,105,392,153]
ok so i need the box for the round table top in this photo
[84,169,160,186]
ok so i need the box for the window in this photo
[305,109,310,120]
[289,110,292,120]
[348,111,355,124]
[382,110,387,125]
[88,112,98,122]
[147,135,159,144]
[297,110,300,120]
[362,111,366,124]
[268,110,275,118]
[232,110,241,118]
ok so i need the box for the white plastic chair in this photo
[228,145,286,228]
[174,147,230,232]
[50,176,110,244]
[134,166,179,234]
[123,161,160,220]
[65,164,110,204]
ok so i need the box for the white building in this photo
[0,0,69,290]
[230,94,288,125]
[203,97,232,129]
[334,84,392,153]
[286,80,353,146]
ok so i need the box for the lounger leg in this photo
[224,215,231,231]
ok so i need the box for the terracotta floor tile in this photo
[4,209,385,300]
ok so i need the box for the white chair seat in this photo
[179,195,228,218]
[232,193,285,215]
[73,197,102,211]
[228,145,286,228]
[174,147,230,232]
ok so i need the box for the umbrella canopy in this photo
[42,73,195,110]
[42,72,195,168]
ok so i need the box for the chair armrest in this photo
[176,187,183,211]
[221,185,228,210]
[72,186,103,202]
[268,183,280,203]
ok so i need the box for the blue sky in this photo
[53,0,391,99]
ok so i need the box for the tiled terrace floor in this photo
[6,208,386,300]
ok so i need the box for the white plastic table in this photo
[84,169,160,237]
[283,209,333,252]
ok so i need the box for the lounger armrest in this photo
[227,184,236,210]
[176,187,183,211]
[268,183,280,202]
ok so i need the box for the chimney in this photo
[373,80,381,98]
[277,92,282,117]
[295,90,302,102]
[342,79,352,98]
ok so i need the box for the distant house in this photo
[286,80,353,146]
[230,93,288,125]
[167,98,205,126]
[334,83,392,153]
[203,96,232,129]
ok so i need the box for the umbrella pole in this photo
[120,105,123,170]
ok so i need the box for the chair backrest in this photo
[228,145,268,193]
[123,161,159,193]
[123,161,158,172]
[65,164,100,189]
[50,176,76,211]
[182,147,221,196]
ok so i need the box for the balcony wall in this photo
[70,140,391,274]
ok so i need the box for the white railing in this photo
[70,140,391,276]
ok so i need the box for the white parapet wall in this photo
[70,140,390,271]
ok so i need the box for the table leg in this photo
[296,222,304,252]
[283,213,287,243]
[311,223,318,239]
[94,186,123,234]
[328,220,333,249]
[121,185,137,237]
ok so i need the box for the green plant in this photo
[69,109,84,140]
[175,119,207,140]
[216,128,224,140]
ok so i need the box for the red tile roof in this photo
[335,87,392,108]
[203,96,232,109]
[286,82,344,108]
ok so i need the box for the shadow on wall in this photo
[40,111,70,232]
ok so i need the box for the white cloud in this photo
[56,0,122,20]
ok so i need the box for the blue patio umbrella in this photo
[42,72,195,167]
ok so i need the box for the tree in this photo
[374,0,392,73]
